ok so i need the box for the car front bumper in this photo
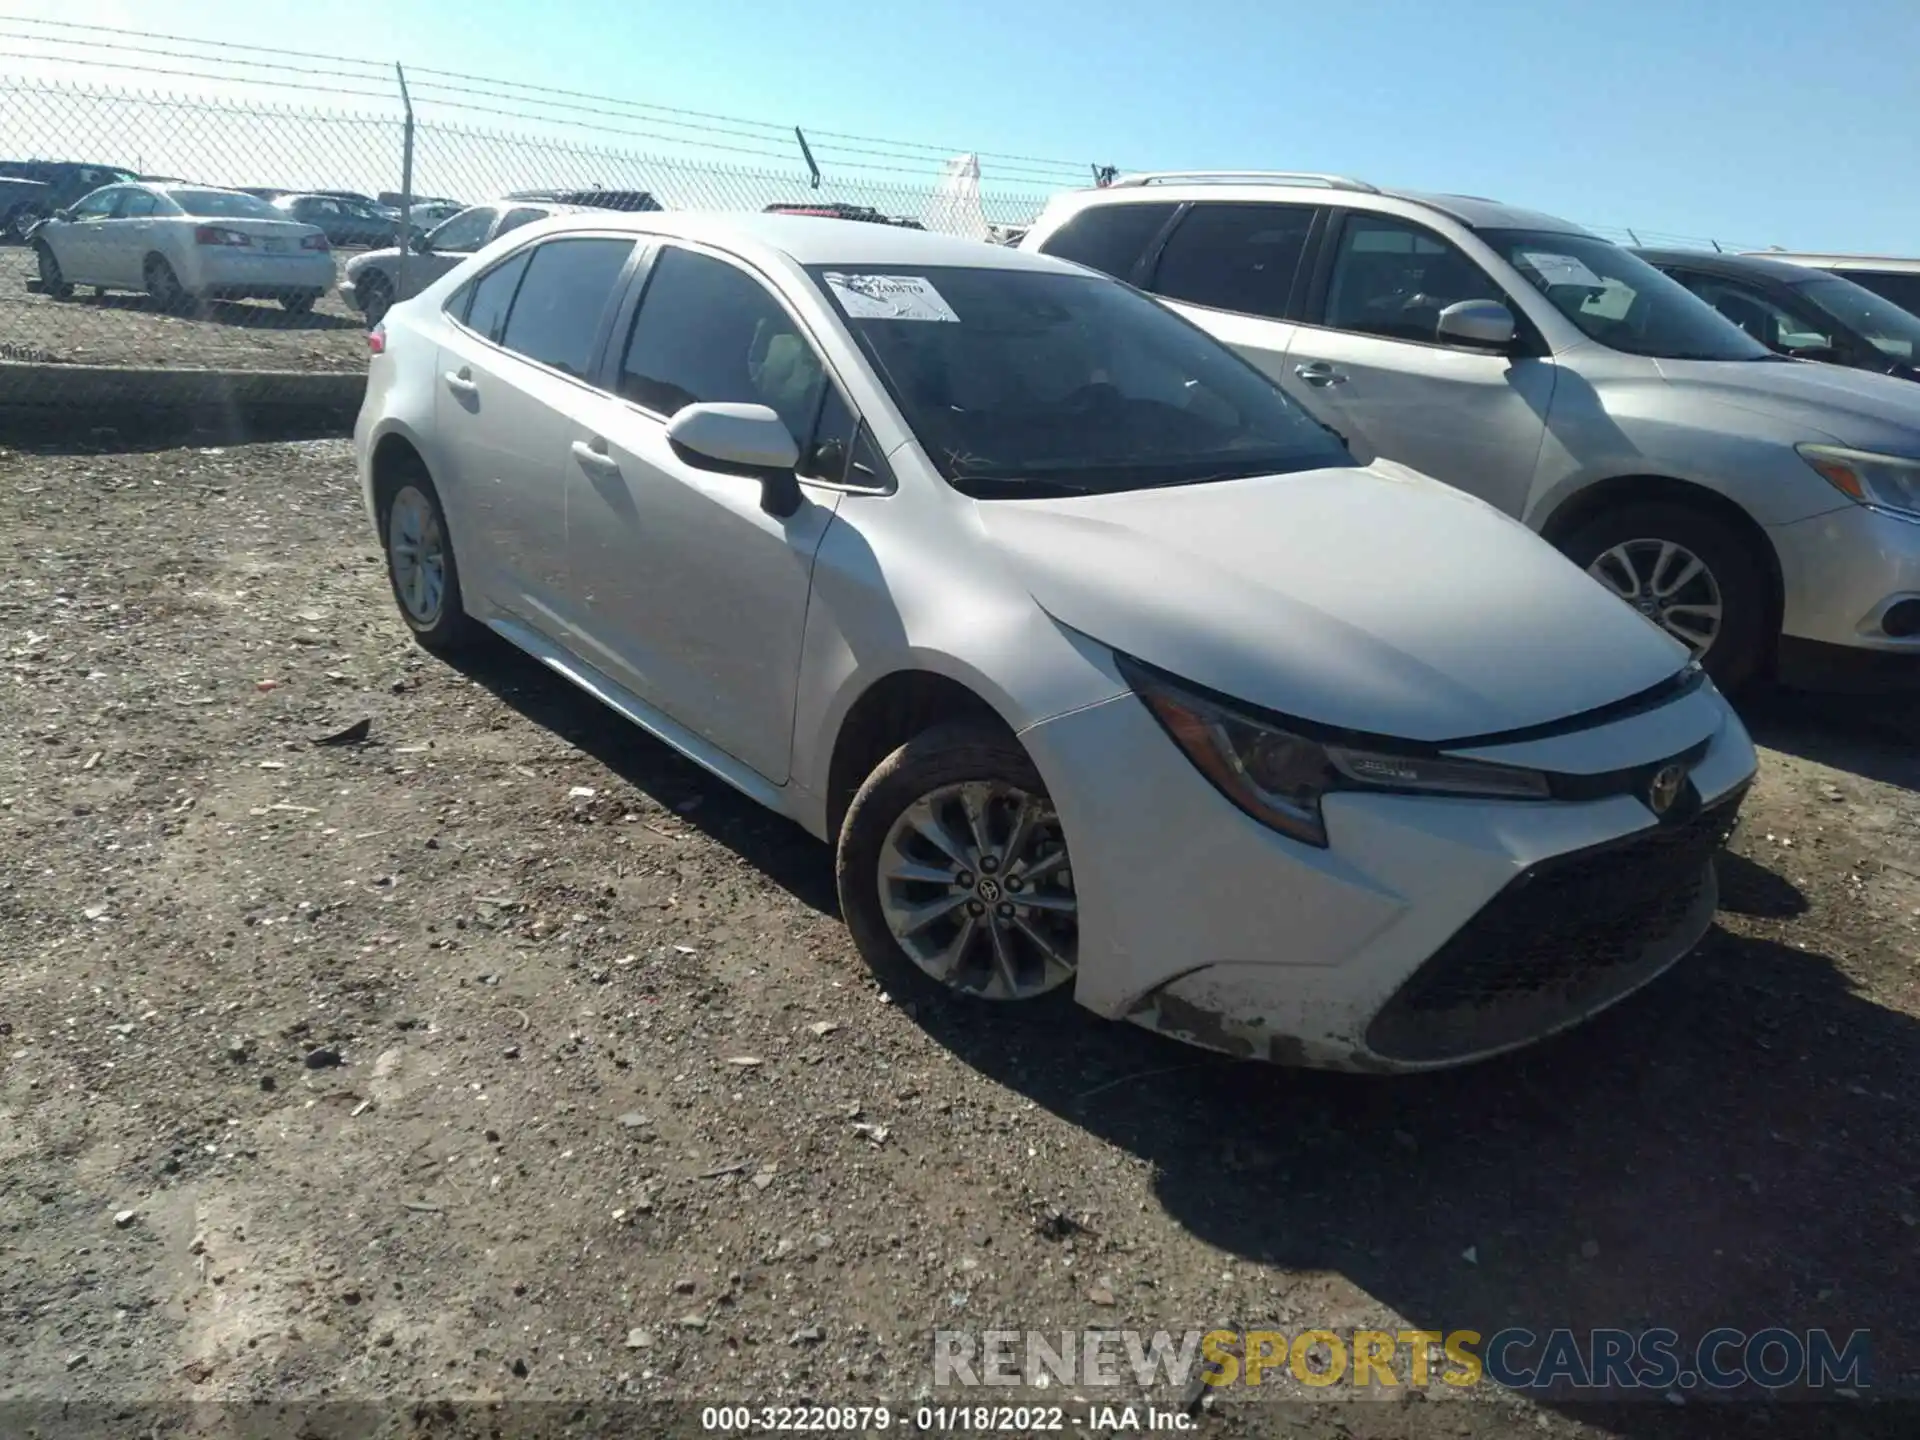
[1020,678,1757,1072]
[1771,502,1920,657]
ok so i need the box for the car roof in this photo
[1077,174,1592,237]
[1631,248,1830,283]
[1741,251,1920,275]
[526,210,1056,271]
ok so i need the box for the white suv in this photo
[1022,172,1920,692]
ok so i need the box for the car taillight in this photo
[301,233,331,252]
[194,225,252,247]
[367,323,386,355]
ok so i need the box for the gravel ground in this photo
[1,438,1917,1440]
[0,246,368,372]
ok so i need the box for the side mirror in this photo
[666,402,802,517]
[54,207,73,223]
[410,232,431,254]
[1436,299,1516,350]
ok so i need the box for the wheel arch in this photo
[1538,473,1785,641]
[822,668,1013,844]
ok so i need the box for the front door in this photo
[57,187,124,284]
[564,243,842,784]
[1283,210,1557,519]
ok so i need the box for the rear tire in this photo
[34,241,72,299]
[144,254,188,313]
[1560,502,1770,693]
[379,470,478,653]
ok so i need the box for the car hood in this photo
[1655,355,1920,450]
[977,460,1689,743]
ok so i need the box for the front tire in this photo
[1561,502,1770,692]
[837,720,1079,1007]
[380,473,477,653]
[34,241,72,299]
[281,290,318,315]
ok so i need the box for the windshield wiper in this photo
[947,473,1104,498]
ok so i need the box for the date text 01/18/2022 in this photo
[700,1405,1197,1432]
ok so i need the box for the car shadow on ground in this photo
[444,639,1912,1427]
[445,635,840,916]
[65,291,363,330]
[1737,687,1920,795]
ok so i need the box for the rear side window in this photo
[1037,201,1176,281]
[1152,203,1315,319]
[460,250,533,344]
[117,191,159,219]
[497,237,634,377]
[617,246,828,441]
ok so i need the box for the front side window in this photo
[70,189,121,221]
[427,206,496,254]
[460,250,533,344]
[808,263,1351,496]
[168,189,281,220]
[1154,202,1315,320]
[1037,201,1176,282]
[1676,273,1835,356]
[1322,214,1506,342]
[496,237,634,378]
[1485,229,1770,361]
[1837,269,1920,316]
[618,246,828,441]
[1795,273,1920,366]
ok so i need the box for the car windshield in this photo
[806,264,1352,495]
[1483,229,1772,361]
[1794,273,1920,365]
[169,189,280,220]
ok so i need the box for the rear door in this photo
[103,188,161,286]
[562,243,845,783]
[1284,209,1556,517]
[431,234,637,635]
[1140,201,1322,387]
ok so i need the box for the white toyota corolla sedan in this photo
[353,211,1759,1071]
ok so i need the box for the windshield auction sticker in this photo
[824,272,960,321]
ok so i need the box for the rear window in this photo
[1035,202,1176,280]
[168,189,279,219]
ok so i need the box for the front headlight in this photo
[1797,444,1920,517]
[1118,657,1550,848]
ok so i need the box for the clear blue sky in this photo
[7,0,1917,252]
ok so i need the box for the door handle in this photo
[570,438,620,473]
[443,369,478,396]
[1293,361,1348,387]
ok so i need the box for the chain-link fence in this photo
[0,73,1055,396]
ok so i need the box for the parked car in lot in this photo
[353,211,1757,1071]
[1023,173,1920,692]
[32,182,334,312]
[1637,249,1920,382]
[0,159,138,242]
[1747,252,1920,315]
[340,200,580,326]
[503,187,661,212]
[273,192,411,249]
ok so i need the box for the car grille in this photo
[1364,791,1746,1065]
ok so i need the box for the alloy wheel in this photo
[877,780,1077,1000]
[388,485,448,628]
[1588,538,1724,656]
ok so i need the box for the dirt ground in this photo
[1,437,1917,1440]
[0,246,369,372]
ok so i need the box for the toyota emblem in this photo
[1647,763,1688,817]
